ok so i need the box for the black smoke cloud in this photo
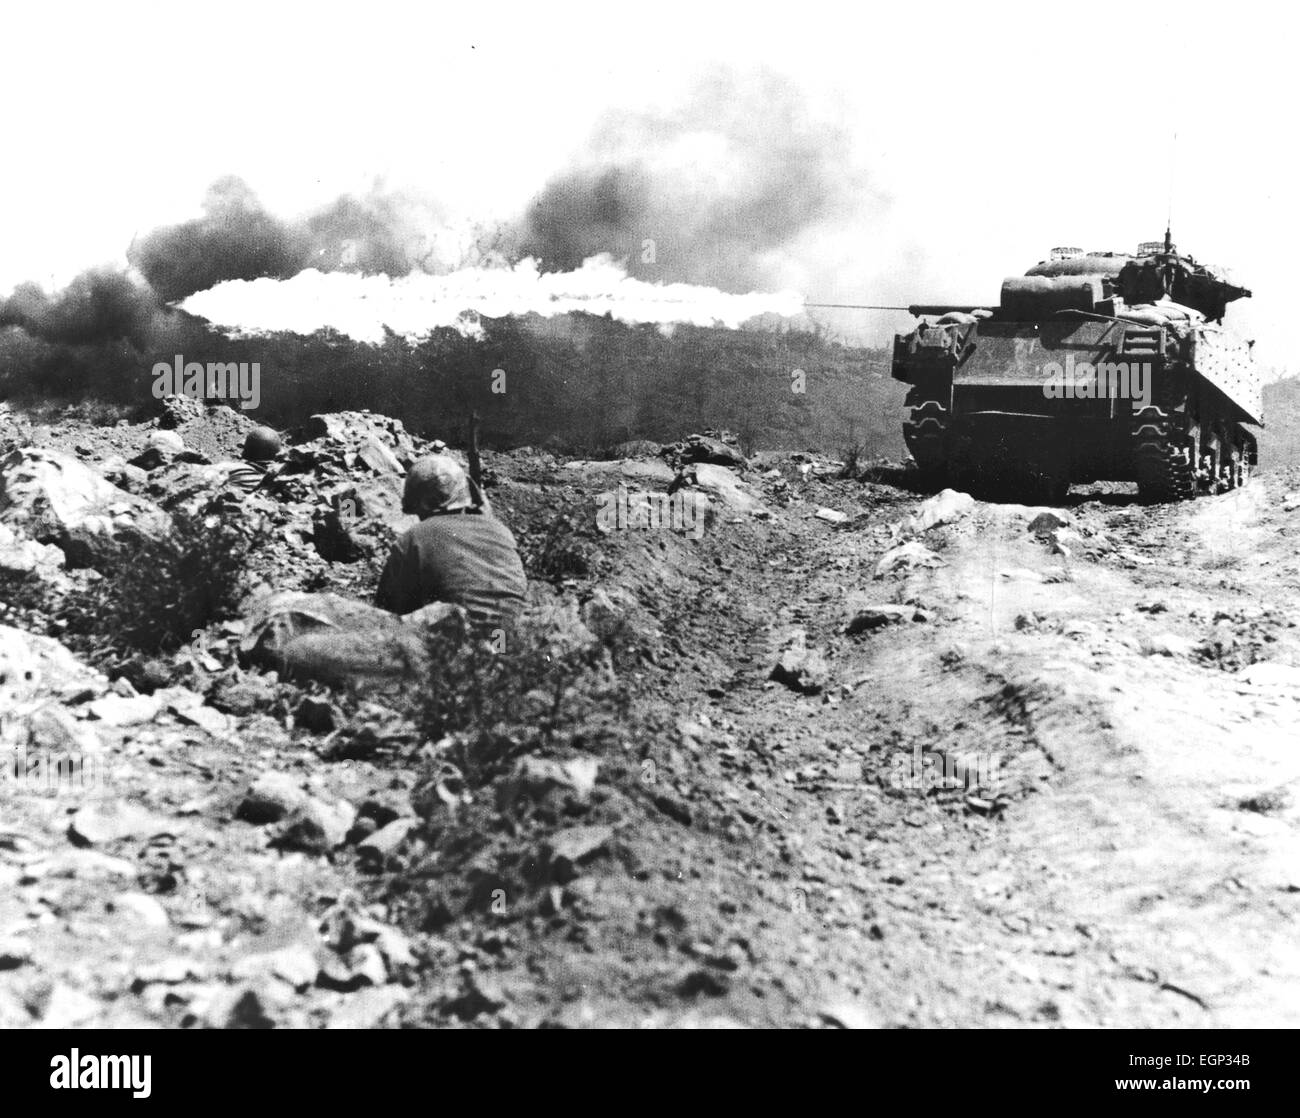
[128,176,429,304]
[0,178,435,353]
[2,72,869,353]
[305,193,418,278]
[128,176,308,303]
[0,267,163,347]
[510,69,875,292]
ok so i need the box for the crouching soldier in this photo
[223,426,282,496]
[376,454,526,633]
[240,454,526,689]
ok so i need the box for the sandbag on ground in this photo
[276,629,431,688]
[240,591,404,660]
[241,590,471,687]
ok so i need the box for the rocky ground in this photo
[1,399,1298,1028]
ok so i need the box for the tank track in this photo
[903,386,951,477]
[1133,386,1195,504]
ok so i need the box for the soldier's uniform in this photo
[376,508,526,629]
[219,426,281,499]
[375,455,526,631]
[222,458,270,496]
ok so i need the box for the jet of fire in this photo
[179,255,804,342]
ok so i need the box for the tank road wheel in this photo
[1134,401,1196,504]
[1198,428,1222,494]
[1226,446,1242,489]
[1197,422,1231,494]
[903,386,951,486]
[1241,431,1258,485]
[1218,425,1256,490]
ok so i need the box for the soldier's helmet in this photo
[242,426,282,462]
[403,454,474,515]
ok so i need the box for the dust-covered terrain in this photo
[2,397,1297,1029]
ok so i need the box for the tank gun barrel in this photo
[908,304,983,317]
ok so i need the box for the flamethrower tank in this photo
[891,238,1261,503]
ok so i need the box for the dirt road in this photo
[504,466,1300,1027]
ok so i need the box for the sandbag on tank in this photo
[1000,275,1105,318]
[1115,299,1203,332]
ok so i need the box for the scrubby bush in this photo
[839,442,867,479]
[409,612,628,787]
[517,504,597,583]
[49,508,265,671]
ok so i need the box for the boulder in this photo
[272,798,357,854]
[148,430,186,456]
[770,635,830,694]
[305,411,418,465]
[356,437,404,476]
[237,772,310,824]
[846,603,917,634]
[1141,633,1197,658]
[98,457,149,494]
[874,541,943,578]
[68,800,171,847]
[899,489,974,536]
[0,522,65,577]
[544,824,615,883]
[690,464,761,514]
[156,394,206,429]
[815,507,849,525]
[358,817,418,859]
[84,693,163,726]
[1047,526,1086,557]
[0,624,107,701]
[679,434,747,469]
[129,430,186,470]
[1235,663,1300,690]
[0,447,171,568]
[311,477,411,563]
[562,458,676,485]
[146,460,240,515]
[1027,510,1073,538]
[498,755,600,811]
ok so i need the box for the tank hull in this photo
[893,315,1261,502]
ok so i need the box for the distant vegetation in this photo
[0,313,905,457]
[8,311,1298,468]
[1260,376,1300,470]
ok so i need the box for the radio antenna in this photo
[1165,131,1177,253]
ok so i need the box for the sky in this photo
[1,0,1296,366]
